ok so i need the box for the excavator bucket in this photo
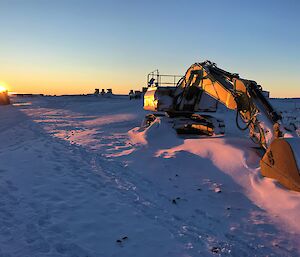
[260,138,300,191]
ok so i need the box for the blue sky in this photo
[0,0,299,96]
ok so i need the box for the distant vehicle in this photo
[0,90,10,105]
[94,89,112,97]
[106,89,113,97]
[129,90,142,100]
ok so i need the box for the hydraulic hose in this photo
[235,110,253,131]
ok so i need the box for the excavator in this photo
[143,60,300,192]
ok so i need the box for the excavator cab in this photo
[144,69,218,113]
[144,69,224,135]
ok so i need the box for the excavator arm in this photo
[172,61,283,149]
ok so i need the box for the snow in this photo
[0,95,299,256]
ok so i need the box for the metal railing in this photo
[147,69,182,87]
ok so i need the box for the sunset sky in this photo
[0,0,299,97]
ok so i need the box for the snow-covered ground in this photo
[0,95,299,257]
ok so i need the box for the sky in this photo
[0,0,299,97]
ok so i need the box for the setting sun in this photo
[0,82,8,92]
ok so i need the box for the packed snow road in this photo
[0,96,299,257]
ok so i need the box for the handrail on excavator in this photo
[147,69,182,88]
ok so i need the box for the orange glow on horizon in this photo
[1,71,298,97]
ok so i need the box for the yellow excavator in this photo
[143,60,300,192]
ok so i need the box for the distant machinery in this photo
[129,90,142,100]
[94,88,113,97]
[0,90,10,105]
[106,89,113,98]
